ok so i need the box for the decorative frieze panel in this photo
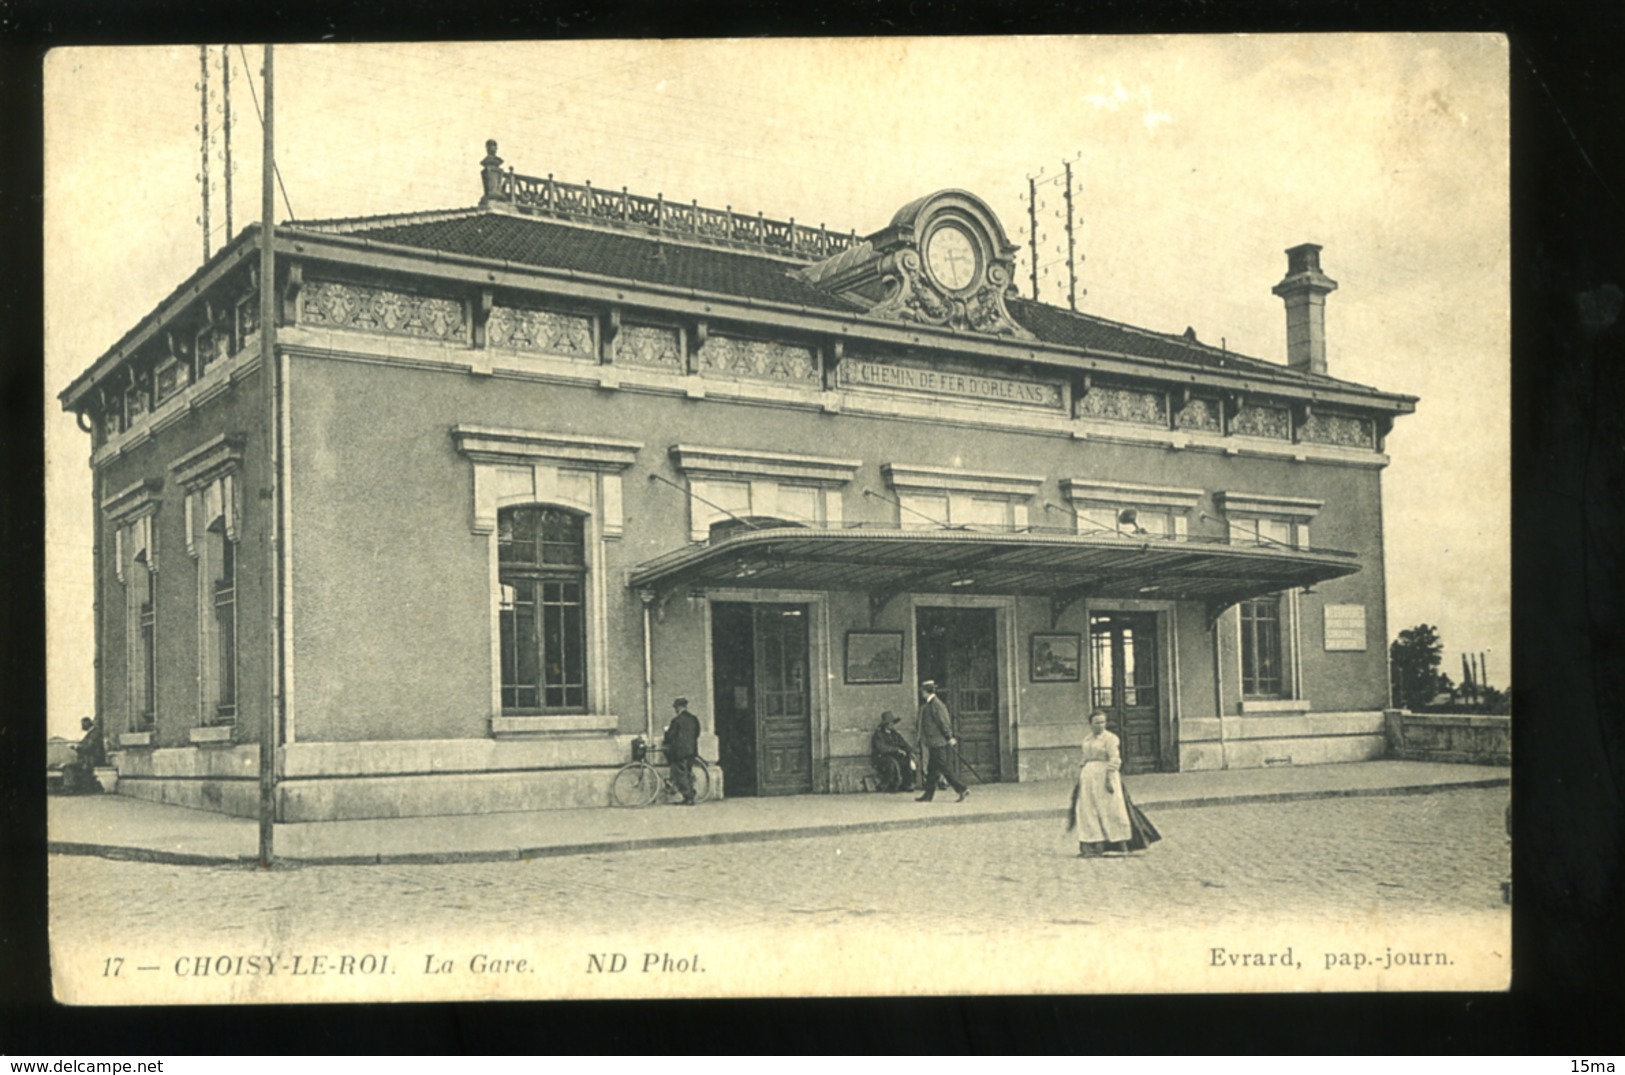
[1231,402,1291,440]
[154,359,192,407]
[1075,384,1167,427]
[617,324,683,369]
[194,323,230,376]
[1300,410,1376,449]
[302,280,468,342]
[1176,396,1222,433]
[699,335,819,384]
[236,292,260,345]
[488,304,595,358]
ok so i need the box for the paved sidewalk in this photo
[47,759,1508,867]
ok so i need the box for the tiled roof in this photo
[1006,297,1359,389]
[302,208,1382,395]
[313,211,865,314]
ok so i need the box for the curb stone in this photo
[47,775,1507,869]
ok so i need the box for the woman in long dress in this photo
[1070,710,1133,856]
[1067,709,1161,856]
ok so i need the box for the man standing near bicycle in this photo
[663,697,702,806]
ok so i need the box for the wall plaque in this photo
[1324,604,1367,651]
[839,358,1061,409]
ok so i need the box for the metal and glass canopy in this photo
[628,526,1360,626]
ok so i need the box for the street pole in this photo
[258,43,279,867]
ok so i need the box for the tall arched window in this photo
[498,506,588,713]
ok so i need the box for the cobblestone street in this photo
[50,788,1511,1000]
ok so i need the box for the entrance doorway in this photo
[710,602,813,796]
[915,607,1002,781]
[1089,612,1162,774]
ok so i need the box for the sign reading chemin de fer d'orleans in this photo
[838,357,1063,409]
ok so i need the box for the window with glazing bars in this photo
[1240,595,1284,697]
[138,568,157,728]
[498,506,588,712]
[209,518,237,722]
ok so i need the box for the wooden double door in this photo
[1089,611,1162,774]
[915,607,1002,781]
[710,602,812,796]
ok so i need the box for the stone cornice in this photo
[168,434,247,490]
[1063,478,1205,510]
[1218,491,1326,518]
[883,463,1044,499]
[670,444,861,486]
[264,231,1418,416]
[450,424,642,471]
[100,476,164,522]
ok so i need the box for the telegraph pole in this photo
[1063,159,1077,311]
[223,46,234,241]
[258,44,279,867]
[198,46,212,261]
[1026,175,1039,300]
[1024,156,1083,309]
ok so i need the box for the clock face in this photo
[925,225,979,291]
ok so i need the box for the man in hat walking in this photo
[663,697,702,805]
[915,680,969,803]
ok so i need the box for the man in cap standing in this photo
[663,697,702,805]
[915,680,969,803]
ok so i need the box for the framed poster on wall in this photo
[1031,632,1082,682]
[845,630,904,684]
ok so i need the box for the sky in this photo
[43,36,1510,738]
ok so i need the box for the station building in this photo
[60,142,1415,820]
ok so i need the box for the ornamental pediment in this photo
[796,190,1033,340]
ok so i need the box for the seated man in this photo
[870,711,917,793]
[61,716,105,795]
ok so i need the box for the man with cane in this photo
[915,680,970,803]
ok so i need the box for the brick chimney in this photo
[1271,243,1338,375]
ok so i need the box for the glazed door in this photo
[1089,612,1161,774]
[710,603,758,795]
[916,608,1002,781]
[753,604,812,795]
[711,602,812,796]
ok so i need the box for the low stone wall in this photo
[1383,710,1510,766]
[1178,711,1387,771]
[109,735,716,820]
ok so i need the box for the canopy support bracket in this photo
[1205,598,1240,632]
[1049,586,1091,629]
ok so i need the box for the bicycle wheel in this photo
[691,760,714,804]
[610,762,661,807]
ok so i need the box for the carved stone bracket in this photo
[281,262,304,325]
[473,289,494,349]
[823,338,844,390]
[1291,401,1313,443]
[601,308,622,362]
[687,318,708,373]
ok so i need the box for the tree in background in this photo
[1390,623,1445,711]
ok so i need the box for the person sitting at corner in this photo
[62,716,105,795]
[663,697,702,806]
[870,710,917,792]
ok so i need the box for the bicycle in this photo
[610,736,714,807]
